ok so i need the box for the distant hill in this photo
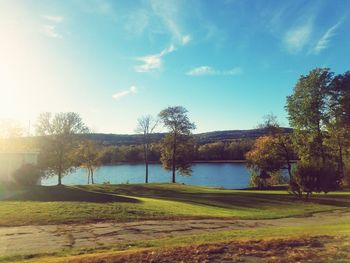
[83,128,293,146]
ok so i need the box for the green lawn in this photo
[1,183,350,226]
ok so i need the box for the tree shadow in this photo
[5,185,139,203]
[79,184,350,210]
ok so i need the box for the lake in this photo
[41,163,254,189]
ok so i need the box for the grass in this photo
[1,183,350,262]
[0,183,350,226]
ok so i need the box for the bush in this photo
[289,162,340,200]
[13,164,42,186]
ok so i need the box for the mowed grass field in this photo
[1,183,350,226]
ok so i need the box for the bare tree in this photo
[135,115,158,183]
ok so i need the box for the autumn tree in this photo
[246,136,287,188]
[35,112,89,185]
[135,115,158,183]
[158,106,196,183]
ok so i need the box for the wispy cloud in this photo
[135,44,175,73]
[42,15,64,23]
[187,66,243,76]
[283,21,313,53]
[41,14,64,39]
[41,25,62,39]
[124,9,150,36]
[112,86,138,100]
[150,0,191,46]
[311,18,344,54]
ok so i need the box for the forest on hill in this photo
[83,128,293,146]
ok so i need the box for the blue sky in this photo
[0,0,349,134]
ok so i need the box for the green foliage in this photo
[286,68,332,163]
[35,112,89,185]
[160,134,196,176]
[74,140,102,184]
[159,106,196,182]
[12,164,42,186]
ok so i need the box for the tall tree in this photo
[286,68,333,163]
[35,112,89,185]
[158,106,195,183]
[135,115,158,183]
[327,71,350,178]
[75,140,101,184]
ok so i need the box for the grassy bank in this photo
[1,184,350,226]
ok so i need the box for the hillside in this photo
[83,128,293,146]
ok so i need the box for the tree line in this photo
[246,68,350,199]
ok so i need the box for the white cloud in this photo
[187,66,243,76]
[284,21,313,53]
[135,44,176,73]
[41,14,64,39]
[42,15,64,23]
[312,19,343,54]
[112,86,138,100]
[41,25,62,39]
[181,35,191,45]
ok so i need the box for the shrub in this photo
[13,164,42,186]
[289,161,340,200]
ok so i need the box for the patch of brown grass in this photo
[55,236,347,263]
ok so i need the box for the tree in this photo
[290,162,339,200]
[35,112,89,185]
[75,140,101,184]
[327,71,350,179]
[135,115,158,183]
[247,114,294,184]
[246,136,287,188]
[285,68,345,196]
[160,134,196,177]
[286,68,332,163]
[158,106,196,183]
[0,119,25,152]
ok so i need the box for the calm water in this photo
[41,163,252,189]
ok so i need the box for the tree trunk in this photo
[145,143,149,184]
[91,169,94,184]
[87,170,90,184]
[58,171,62,185]
[58,149,63,186]
[317,124,326,164]
[337,136,344,179]
[172,134,177,183]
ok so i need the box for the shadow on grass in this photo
[78,184,350,210]
[5,185,139,203]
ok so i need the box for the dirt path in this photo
[1,209,350,257]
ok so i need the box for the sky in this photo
[0,0,349,134]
